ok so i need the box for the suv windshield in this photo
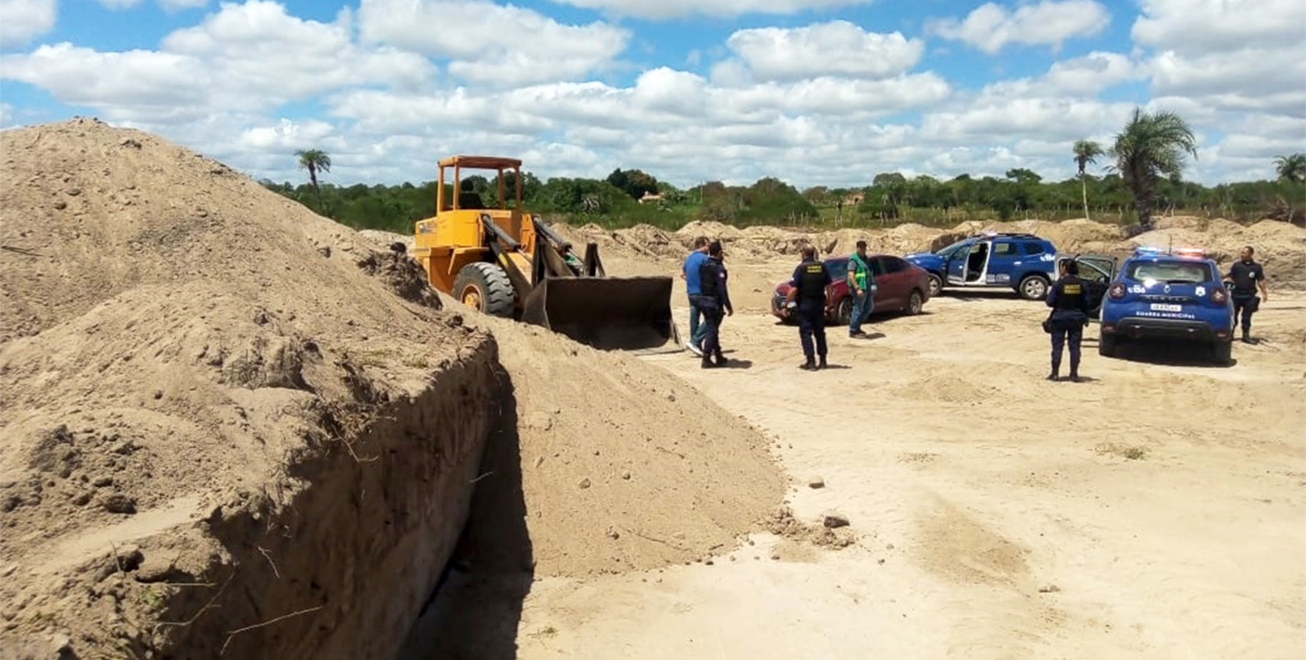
[935,240,969,258]
[1126,260,1214,284]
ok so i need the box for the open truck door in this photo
[1056,254,1117,318]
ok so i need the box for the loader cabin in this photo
[413,155,540,295]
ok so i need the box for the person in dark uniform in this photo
[1044,259,1091,382]
[695,240,733,368]
[784,245,833,370]
[1225,245,1269,343]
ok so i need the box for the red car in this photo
[771,254,931,324]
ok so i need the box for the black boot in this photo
[701,355,716,369]
[714,350,727,366]
[1047,365,1060,381]
[818,356,828,370]
[800,357,816,370]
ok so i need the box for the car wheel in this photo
[1019,274,1050,300]
[906,290,924,316]
[1211,340,1232,366]
[835,298,852,325]
[1098,332,1117,357]
[927,273,943,297]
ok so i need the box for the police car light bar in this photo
[1132,246,1208,258]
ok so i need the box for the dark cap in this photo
[708,239,724,256]
[856,239,867,249]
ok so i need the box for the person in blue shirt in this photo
[695,240,733,368]
[681,236,710,355]
[784,245,834,370]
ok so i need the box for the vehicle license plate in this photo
[1150,303,1182,312]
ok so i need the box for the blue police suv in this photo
[1098,247,1235,365]
[905,232,1060,300]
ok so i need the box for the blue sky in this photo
[0,0,1302,189]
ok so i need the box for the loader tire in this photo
[454,262,516,318]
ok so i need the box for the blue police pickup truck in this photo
[905,232,1060,300]
[1098,247,1235,365]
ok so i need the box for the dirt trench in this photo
[28,341,516,660]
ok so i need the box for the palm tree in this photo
[1072,139,1104,219]
[295,148,332,209]
[1108,107,1198,230]
[1274,153,1306,183]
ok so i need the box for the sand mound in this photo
[454,313,785,578]
[0,118,499,658]
[0,119,783,658]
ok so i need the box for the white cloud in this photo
[1,44,212,120]
[1147,48,1306,114]
[1130,0,1306,116]
[1042,52,1143,96]
[237,118,335,151]
[717,21,924,83]
[356,0,629,86]
[0,1,435,123]
[0,102,13,128]
[977,51,1143,100]
[0,0,57,49]
[920,97,1135,144]
[927,0,1111,54]
[544,0,870,21]
[3,0,1296,189]
[1132,0,1306,54]
[94,0,143,8]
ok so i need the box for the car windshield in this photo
[1126,260,1213,284]
[935,240,968,257]
[825,258,849,282]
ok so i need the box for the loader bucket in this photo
[521,276,680,353]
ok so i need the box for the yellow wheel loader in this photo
[411,155,679,352]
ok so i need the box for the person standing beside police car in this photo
[784,245,833,370]
[1044,259,1091,382]
[1225,245,1268,343]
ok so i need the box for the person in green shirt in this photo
[848,240,876,337]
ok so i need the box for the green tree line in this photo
[272,112,1304,234]
[263,163,1303,234]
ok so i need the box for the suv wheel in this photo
[1099,332,1117,357]
[1019,274,1050,300]
[927,273,942,297]
[1211,340,1232,366]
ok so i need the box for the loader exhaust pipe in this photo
[521,276,679,353]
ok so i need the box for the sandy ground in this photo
[413,289,1306,660]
